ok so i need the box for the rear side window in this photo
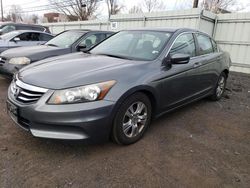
[169,33,196,57]
[196,34,213,55]
[30,33,40,41]
[39,33,53,41]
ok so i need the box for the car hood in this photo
[18,53,139,89]
[1,45,70,62]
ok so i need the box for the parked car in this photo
[0,22,50,35]
[0,30,53,53]
[0,29,113,77]
[7,28,231,145]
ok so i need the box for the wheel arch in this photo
[222,69,229,78]
[110,85,160,120]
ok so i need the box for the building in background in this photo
[43,13,78,23]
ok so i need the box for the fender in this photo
[109,85,160,121]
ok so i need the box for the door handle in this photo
[193,62,202,68]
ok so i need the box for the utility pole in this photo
[193,0,199,8]
[0,0,3,22]
[80,0,87,20]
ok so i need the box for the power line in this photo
[17,4,78,13]
[20,0,74,10]
[5,0,39,8]
[7,0,104,14]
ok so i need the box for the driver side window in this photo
[16,33,31,41]
[169,33,196,57]
[79,34,106,49]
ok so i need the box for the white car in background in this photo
[0,30,53,53]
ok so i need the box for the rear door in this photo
[194,33,221,91]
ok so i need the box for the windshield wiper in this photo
[96,53,133,60]
[46,43,58,47]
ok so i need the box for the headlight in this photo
[48,80,116,104]
[9,57,31,65]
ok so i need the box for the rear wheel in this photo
[210,72,227,101]
[112,92,152,145]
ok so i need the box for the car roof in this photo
[122,27,210,36]
[0,22,47,28]
[64,29,113,33]
[7,30,53,35]
[123,27,201,33]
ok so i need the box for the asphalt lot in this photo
[0,72,249,188]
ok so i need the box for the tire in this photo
[112,92,152,145]
[210,72,227,101]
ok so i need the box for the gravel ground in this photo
[0,72,249,188]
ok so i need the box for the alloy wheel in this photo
[216,76,225,97]
[122,102,148,138]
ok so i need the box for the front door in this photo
[159,33,205,111]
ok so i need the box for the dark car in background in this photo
[0,29,113,77]
[7,28,231,145]
[0,22,50,35]
[0,30,53,53]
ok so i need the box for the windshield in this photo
[0,31,19,40]
[90,30,172,61]
[46,31,85,48]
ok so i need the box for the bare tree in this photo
[174,0,193,10]
[202,0,236,13]
[9,5,23,22]
[49,0,100,21]
[106,0,123,19]
[142,0,165,12]
[129,5,143,14]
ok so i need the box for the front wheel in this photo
[112,92,152,145]
[210,72,227,101]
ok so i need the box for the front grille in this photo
[10,78,48,104]
[16,88,45,103]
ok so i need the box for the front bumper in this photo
[7,86,116,141]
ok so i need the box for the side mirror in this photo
[77,44,87,52]
[170,53,190,64]
[13,37,21,42]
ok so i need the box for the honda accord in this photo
[0,29,113,78]
[7,28,231,145]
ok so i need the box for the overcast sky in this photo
[2,0,250,18]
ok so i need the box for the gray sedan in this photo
[7,28,231,145]
[0,30,53,53]
[0,30,113,77]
